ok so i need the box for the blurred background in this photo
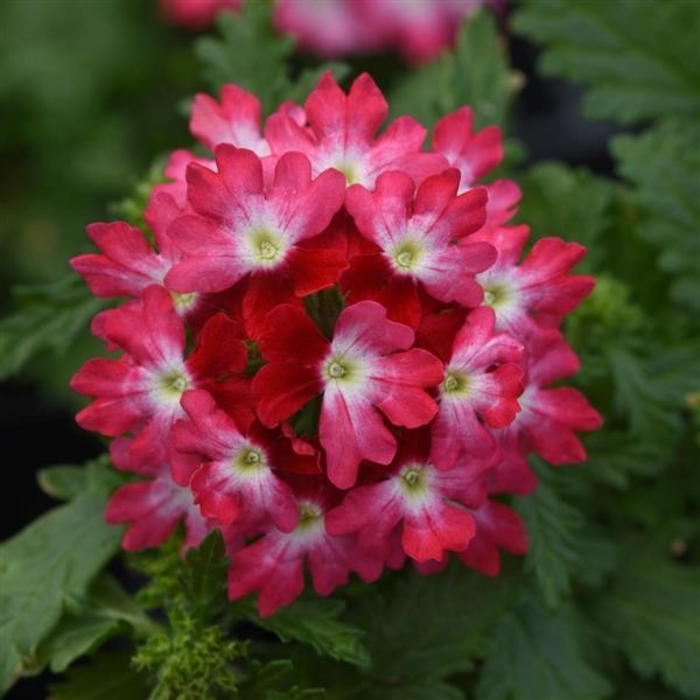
[0,1,625,697]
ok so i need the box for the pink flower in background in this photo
[271,0,386,58]
[72,69,600,616]
[158,0,241,29]
[272,0,493,65]
[158,0,498,65]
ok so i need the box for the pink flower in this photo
[272,0,386,58]
[474,226,596,339]
[72,70,602,614]
[105,460,209,553]
[272,0,488,65]
[431,306,525,470]
[345,168,494,319]
[265,71,448,187]
[509,327,603,465]
[70,285,251,469]
[165,147,347,300]
[357,0,485,65]
[190,83,270,156]
[432,106,522,229]
[226,477,382,617]
[326,430,485,563]
[158,0,241,29]
[71,220,178,300]
[457,498,528,575]
[253,300,443,488]
[172,390,302,532]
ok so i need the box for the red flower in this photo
[254,301,443,488]
[326,430,486,563]
[71,69,602,614]
[345,168,494,315]
[165,147,346,298]
[226,477,382,617]
[431,306,525,470]
[265,71,448,188]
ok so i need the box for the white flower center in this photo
[155,368,192,403]
[327,361,346,378]
[442,370,469,396]
[234,446,266,474]
[390,239,423,273]
[249,227,286,267]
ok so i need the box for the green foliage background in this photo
[1,0,699,698]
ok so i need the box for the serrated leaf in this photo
[181,529,230,619]
[195,2,293,112]
[242,659,325,700]
[514,161,614,271]
[605,345,683,438]
[512,0,700,124]
[582,430,673,489]
[0,274,106,380]
[476,599,612,700]
[594,548,700,698]
[193,2,349,118]
[0,488,122,693]
[611,122,700,311]
[47,648,151,700]
[107,154,168,234]
[573,527,617,590]
[389,8,517,132]
[515,470,583,608]
[194,2,350,115]
[350,561,518,697]
[251,598,370,669]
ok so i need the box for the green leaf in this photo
[82,574,160,635]
[370,682,465,700]
[195,2,292,111]
[594,547,700,698]
[239,659,325,700]
[0,274,106,380]
[252,598,370,669]
[512,0,700,124]
[515,470,583,608]
[107,154,168,234]
[38,456,125,502]
[476,599,612,700]
[389,8,518,133]
[605,345,681,438]
[48,649,151,700]
[177,529,230,621]
[194,2,348,117]
[611,121,700,312]
[37,615,120,675]
[581,430,673,489]
[514,161,615,271]
[37,465,89,501]
[0,486,122,693]
[351,561,518,697]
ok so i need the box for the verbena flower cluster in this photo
[159,0,495,65]
[70,72,602,616]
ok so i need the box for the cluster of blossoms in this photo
[158,0,497,65]
[70,71,601,616]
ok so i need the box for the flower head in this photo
[71,70,600,615]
